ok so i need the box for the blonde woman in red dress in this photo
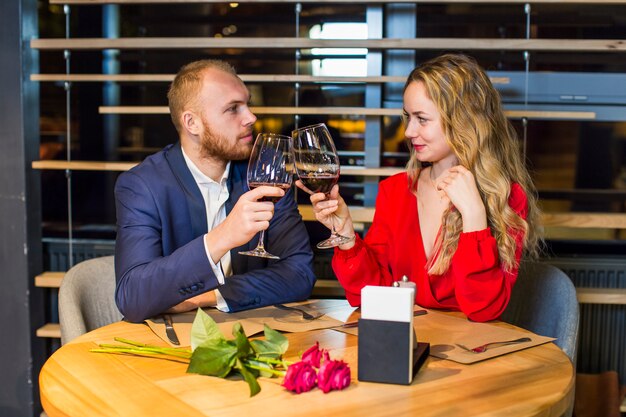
[298,53,541,322]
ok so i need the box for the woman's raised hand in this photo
[296,181,356,248]
[434,165,487,232]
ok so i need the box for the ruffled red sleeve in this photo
[331,182,396,305]
[451,183,528,322]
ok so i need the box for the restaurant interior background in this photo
[1,0,625,415]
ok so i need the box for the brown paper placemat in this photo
[146,314,266,348]
[335,309,555,364]
[413,310,555,364]
[146,300,349,347]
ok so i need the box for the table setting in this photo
[145,299,358,347]
[40,297,574,417]
[336,307,554,364]
[144,298,554,365]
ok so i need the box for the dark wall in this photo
[0,1,45,416]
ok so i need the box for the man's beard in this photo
[199,120,253,161]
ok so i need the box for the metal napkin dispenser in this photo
[358,285,429,385]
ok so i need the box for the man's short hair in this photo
[167,60,237,133]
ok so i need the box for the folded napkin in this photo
[336,308,555,364]
[146,299,351,347]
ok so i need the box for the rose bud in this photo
[317,356,351,393]
[301,342,325,368]
[283,361,317,394]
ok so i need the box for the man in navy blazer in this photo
[114,60,315,322]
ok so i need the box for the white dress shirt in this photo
[182,148,231,311]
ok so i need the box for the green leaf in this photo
[251,325,288,358]
[263,325,289,354]
[190,308,225,351]
[236,358,261,397]
[250,340,282,359]
[187,340,237,378]
[186,320,286,397]
[233,322,253,358]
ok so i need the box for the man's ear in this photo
[181,111,202,136]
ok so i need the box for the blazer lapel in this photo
[227,161,253,274]
[164,142,208,238]
[226,161,247,215]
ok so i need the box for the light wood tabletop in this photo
[40,300,574,417]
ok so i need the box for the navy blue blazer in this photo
[114,142,315,322]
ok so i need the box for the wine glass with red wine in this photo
[239,133,293,259]
[292,123,355,249]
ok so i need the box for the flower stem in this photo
[93,339,192,359]
[90,348,191,362]
[245,363,286,377]
[113,337,191,354]
[114,337,147,347]
[98,343,191,357]
[254,357,294,367]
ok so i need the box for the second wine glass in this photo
[239,133,293,259]
[292,123,355,249]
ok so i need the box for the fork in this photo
[456,337,531,353]
[274,304,325,320]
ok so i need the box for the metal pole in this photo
[64,4,74,267]
[522,3,531,157]
[294,3,302,129]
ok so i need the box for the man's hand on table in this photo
[166,290,217,314]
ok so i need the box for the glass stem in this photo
[256,229,267,251]
[330,216,339,237]
[326,192,340,237]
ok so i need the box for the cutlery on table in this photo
[456,336,531,353]
[163,314,180,345]
[273,304,325,320]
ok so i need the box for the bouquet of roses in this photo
[283,342,351,394]
[91,308,351,397]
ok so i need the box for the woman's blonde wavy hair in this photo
[404,53,541,275]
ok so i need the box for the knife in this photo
[163,314,180,345]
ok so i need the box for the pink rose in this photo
[283,361,317,394]
[301,342,325,368]
[317,353,351,393]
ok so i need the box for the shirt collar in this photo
[181,146,230,187]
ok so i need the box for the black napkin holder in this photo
[357,318,430,385]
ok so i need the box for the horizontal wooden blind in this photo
[30,37,626,52]
[31,160,405,177]
[93,105,596,120]
[31,74,407,83]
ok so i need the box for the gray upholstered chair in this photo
[501,261,580,362]
[58,256,122,344]
[501,261,579,417]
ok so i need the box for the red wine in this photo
[249,182,291,202]
[298,173,339,194]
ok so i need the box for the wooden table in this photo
[40,301,574,417]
